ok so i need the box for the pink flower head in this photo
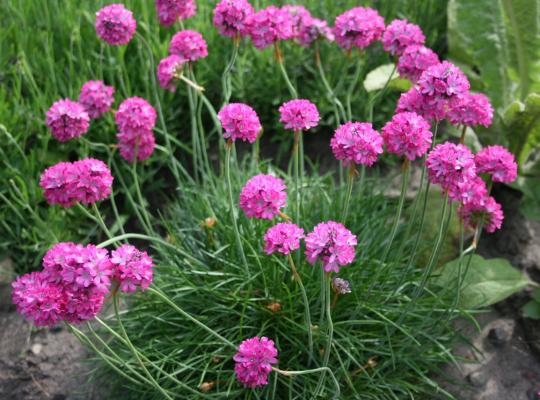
[447,93,494,127]
[330,122,383,166]
[448,175,488,204]
[239,174,287,219]
[279,99,320,131]
[305,221,357,273]
[332,277,351,294]
[46,99,90,142]
[426,142,477,190]
[233,336,278,388]
[157,55,185,92]
[110,244,154,293]
[298,17,334,47]
[218,103,262,143]
[382,19,425,56]
[281,5,311,36]
[247,6,294,49]
[213,0,254,38]
[381,112,432,160]
[397,45,439,83]
[169,30,208,62]
[459,196,504,233]
[333,7,385,50]
[263,222,304,255]
[63,286,107,324]
[155,0,196,26]
[117,129,156,163]
[396,87,446,122]
[115,97,157,134]
[95,4,136,46]
[78,81,115,119]
[418,61,470,100]
[475,145,517,183]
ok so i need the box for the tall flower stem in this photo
[131,161,153,234]
[222,35,240,106]
[459,125,467,144]
[187,65,203,181]
[366,64,397,121]
[293,130,301,224]
[315,43,346,124]
[314,273,334,397]
[273,367,340,399]
[275,43,298,99]
[346,56,363,120]
[76,203,113,240]
[341,163,356,224]
[287,254,314,364]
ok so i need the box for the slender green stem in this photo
[346,57,363,120]
[341,164,356,224]
[222,36,240,106]
[97,232,172,250]
[275,43,298,98]
[314,273,334,397]
[366,63,397,120]
[92,203,114,240]
[187,64,202,181]
[315,43,346,123]
[274,367,340,399]
[131,161,153,233]
[293,131,301,224]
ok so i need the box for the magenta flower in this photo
[239,174,287,219]
[381,112,432,160]
[110,244,154,293]
[397,45,439,83]
[475,145,517,183]
[458,196,504,233]
[115,97,157,134]
[382,19,425,56]
[95,4,136,46]
[396,87,446,122]
[330,122,383,166]
[78,80,115,119]
[264,222,304,255]
[279,99,320,131]
[298,17,334,47]
[169,30,208,62]
[117,130,156,163]
[333,7,385,50]
[218,103,262,143]
[418,61,470,100]
[332,277,351,294]
[448,175,488,204]
[74,158,115,205]
[247,6,294,49]
[281,5,311,37]
[447,93,494,127]
[213,0,254,38]
[157,55,185,92]
[155,0,196,26]
[426,142,477,190]
[305,221,357,273]
[234,336,278,388]
[46,99,90,142]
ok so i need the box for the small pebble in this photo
[31,343,43,356]
[487,324,513,347]
[467,370,488,387]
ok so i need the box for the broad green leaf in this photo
[514,176,540,221]
[363,64,402,93]
[523,300,540,319]
[434,255,530,309]
[503,93,540,162]
[532,288,540,303]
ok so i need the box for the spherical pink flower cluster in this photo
[458,196,504,233]
[381,112,432,160]
[448,175,488,205]
[426,142,477,194]
[248,6,294,49]
[298,17,334,47]
[46,99,90,142]
[447,93,494,127]
[155,0,196,26]
[382,19,425,56]
[157,55,184,92]
[305,221,357,273]
[218,103,262,143]
[239,174,287,220]
[78,80,115,119]
[282,5,311,36]
[475,145,517,183]
[279,99,320,131]
[110,244,153,293]
[263,222,304,255]
[40,158,113,207]
[234,336,278,388]
[332,277,351,294]
[396,87,446,122]
[333,7,385,50]
[418,61,470,100]
[213,0,254,38]
[397,45,439,83]
[169,30,208,62]
[95,4,136,46]
[330,122,383,166]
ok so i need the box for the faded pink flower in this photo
[458,196,504,233]
[155,0,196,26]
[239,174,287,219]
[247,6,294,49]
[78,80,115,119]
[475,145,517,183]
[397,45,439,83]
[115,97,157,135]
[213,0,254,38]
[332,277,351,294]
[333,7,385,50]
[264,222,304,255]
[382,19,425,56]
[426,142,477,190]
[298,17,334,47]
[218,103,262,143]
[169,30,208,62]
[234,336,278,388]
[95,4,136,46]
[110,244,153,293]
[330,122,383,166]
[46,99,90,142]
[396,87,446,122]
[447,93,494,127]
[381,112,432,160]
[418,61,470,100]
[157,55,185,92]
[279,99,320,131]
[281,5,311,37]
[305,221,357,273]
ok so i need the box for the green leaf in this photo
[503,93,540,162]
[523,300,540,319]
[363,64,404,93]
[434,255,530,308]
[532,288,540,303]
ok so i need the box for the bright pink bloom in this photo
[396,87,446,122]
[117,130,156,163]
[397,45,439,83]
[279,99,320,131]
[247,6,294,49]
[298,17,334,47]
[263,222,304,255]
[475,145,517,183]
[73,158,114,205]
[213,0,254,38]
[95,4,136,46]
[459,196,504,233]
[157,55,185,92]
[281,5,311,37]
[234,336,278,388]
[332,277,351,294]
[447,93,494,127]
[305,221,357,273]
[426,142,477,190]
[418,61,470,100]
[381,112,432,160]
[239,174,287,219]
[333,7,385,50]
[110,244,153,293]
[78,81,115,119]
[155,0,196,26]
[169,30,208,62]
[382,19,425,56]
[448,175,488,204]
[46,99,90,142]
[115,97,157,134]
[330,122,383,166]
[218,103,262,143]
